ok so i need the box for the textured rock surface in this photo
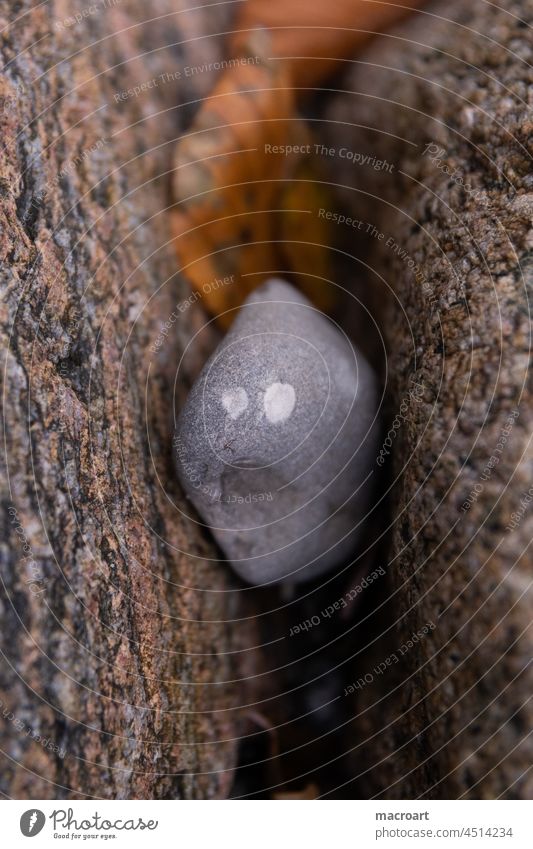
[2,0,532,802]
[0,0,261,799]
[174,279,380,585]
[319,0,533,799]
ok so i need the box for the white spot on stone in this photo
[263,382,296,423]
[221,387,248,419]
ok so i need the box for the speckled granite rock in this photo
[174,279,380,585]
[321,0,533,799]
[0,0,260,800]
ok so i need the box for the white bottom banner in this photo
[2,800,532,848]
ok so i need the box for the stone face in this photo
[174,279,380,585]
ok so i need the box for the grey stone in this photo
[174,278,380,585]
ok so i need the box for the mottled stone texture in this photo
[1,0,532,802]
[0,0,260,799]
[175,278,379,586]
[322,0,533,798]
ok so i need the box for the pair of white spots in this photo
[221,382,296,424]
